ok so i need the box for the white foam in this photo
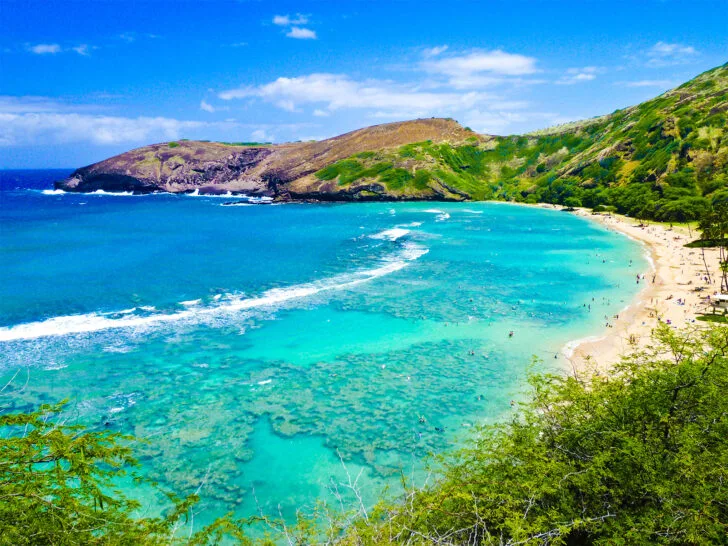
[561,334,605,359]
[180,299,202,307]
[398,222,423,228]
[89,190,135,196]
[42,189,66,195]
[370,228,410,241]
[423,209,450,221]
[0,243,428,342]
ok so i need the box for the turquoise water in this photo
[0,171,646,529]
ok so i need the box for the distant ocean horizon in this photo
[0,169,647,529]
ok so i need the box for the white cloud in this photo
[0,96,234,146]
[215,48,565,135]
[251,128,273,142]
[0,95,102,114]
[219,73,493,117]
[646,41,697,66]
[72,44,90,56]
[273,14,309,26]
[0,96,324,147]
[0,112,212,146]
[200,100,215,113]
[620,79,674,88]
[423,50,538,77]
[556,66,601,85]
[462,110,571,135]
[286,27,317,40]
[423,45,448,57]
[28,44,61,55]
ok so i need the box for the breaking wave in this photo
[0,242,428,342]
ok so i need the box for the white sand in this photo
[566,209,722,372]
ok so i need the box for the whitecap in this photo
[43,363,68,370]
[0,242,429,342]
[41,189,66,195]
[422,209,449,221]
[369,228,410,241]
[89,190,135,196]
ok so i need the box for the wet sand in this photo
[565,209,722,372]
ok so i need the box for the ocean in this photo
[0,169,646,528]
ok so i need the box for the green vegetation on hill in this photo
[5,325,728,544]
[315,63,728,218]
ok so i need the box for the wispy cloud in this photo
[0,112,212,146]
[421,49,540,89]
[216,46,556,134]
[462,110,571,135]
[0,95,227,146]
[219,73,492,116]
[286,27,316,40]
[0,96,319,146]
[272,13,317,40]
[118,32,137,43]
[251,128,274,142]
[556,66,602,85]
[27,44,61,55]
[423,45,448,57]
[645,41,698,67]
[200,100,215,113]
[423,50,538,77]
[618,79,675,88]
[72,44,91,56]
[273,14,309,26]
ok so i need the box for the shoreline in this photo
[561,207,720,373]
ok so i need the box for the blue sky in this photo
[1,0,726,168]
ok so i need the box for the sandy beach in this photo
[564,208,723,372]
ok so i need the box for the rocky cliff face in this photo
[56,118,478,200]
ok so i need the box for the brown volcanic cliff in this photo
[56,118,479,200]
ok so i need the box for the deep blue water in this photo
[0,169,647,529]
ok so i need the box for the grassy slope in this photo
[306,62,728,219]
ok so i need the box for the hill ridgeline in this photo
[57,62,728,220]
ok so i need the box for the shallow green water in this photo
[0,177,647,529]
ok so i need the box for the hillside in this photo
[57,62,728,219]
[56,118,477,199]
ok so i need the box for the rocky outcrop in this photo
[55,118,480,200]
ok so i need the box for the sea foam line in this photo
[0,242,428,342]
[423,209,450,221]
[369,228,410,241]
[39,189,138,196]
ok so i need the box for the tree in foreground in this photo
[0,399,257,545]
[343,325,728,545]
